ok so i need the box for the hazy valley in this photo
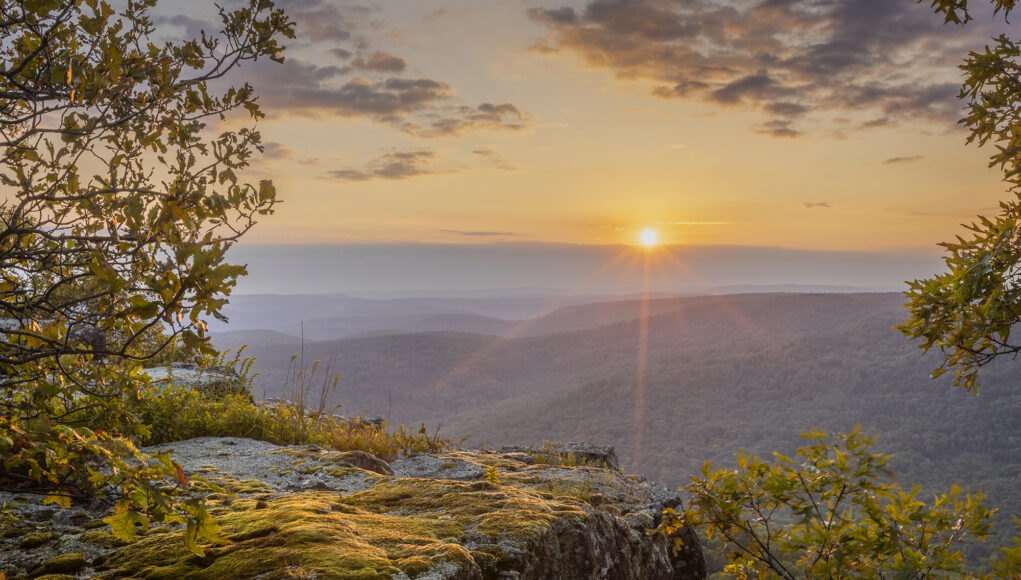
[212,291,1021,558]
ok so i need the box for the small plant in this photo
[484,465,500,485]
[121,343,463,461]
[542,479,596,502]
[656,427,1000,578]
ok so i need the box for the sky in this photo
[164,0,1016,292]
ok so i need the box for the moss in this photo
[230,479,273,495]
[32,553,86,576]
[83,518,108,529]
[99,476,590,579]
[81,530,129,548]
[3,522,27,538]
[33,575,76,580]
[19,532,58,549]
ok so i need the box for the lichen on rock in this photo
[1,437,705,579]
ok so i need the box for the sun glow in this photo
[639,228,659,247]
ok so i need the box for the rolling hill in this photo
[212,292,1021,558]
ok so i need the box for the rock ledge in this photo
[1,437,705,579]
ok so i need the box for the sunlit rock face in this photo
[1,436,706,579]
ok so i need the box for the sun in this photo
[639,228,659,247]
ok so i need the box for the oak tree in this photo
[0,0,292,547]
[901,0,1021,392]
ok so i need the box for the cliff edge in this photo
[1,437,705,579]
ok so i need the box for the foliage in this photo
[277,347,343,443]
[0,0,292,552]
[484,464,500,485]
[900,0,1021,393]
[657,428,1003,578]
[121,379,459,462]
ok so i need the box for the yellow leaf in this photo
[43,492,71,509]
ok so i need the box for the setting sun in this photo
[639,228,659,247]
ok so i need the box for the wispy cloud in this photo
[441,230,518,237]
[883,155,925,165]
[530,0,994,136]
[261,142,294,161]
[666,221,732,226]
[350,51,407,73]
[327,150,444,182]
[472,148,517,171]
[803,202,833,209]
[402,103,531,138]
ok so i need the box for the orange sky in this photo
[174,0,1013,252]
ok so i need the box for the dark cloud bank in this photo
[530,0,1000,136]
[172,0,531,181]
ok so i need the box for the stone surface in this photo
[336,450,394,476]
[144,436,383,493]
[1,438,705,579]
[499,441,621,471]
[143,363,251,400]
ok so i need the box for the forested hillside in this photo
[219,292,1021,555]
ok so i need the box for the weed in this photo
[484,465,500,485]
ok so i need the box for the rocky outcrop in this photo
[143,362,251,401]
[499,441,621,470]
[0,437,705,579]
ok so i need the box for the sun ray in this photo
[428,247,639,396]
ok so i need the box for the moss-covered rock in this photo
[93,448,703,579]
[31,553,85,576]
[81,530,129,549]
[2,437,705,579]
[98,489,481,579]
[19,532,58,549]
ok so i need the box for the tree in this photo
[0,0,292,548]
[899,0,1021,393]
[657,428,1010,578]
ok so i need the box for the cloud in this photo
[669,221,731,226]
[472,148,517,171]
[883,155,925,164]
[402,103,531,138]
[274,0,370,43]
[249,59,451,119]
[160,14,212,38]
[757,120,801,138]
[327,150,443,182]
[244,58,531,137]
[351,51,408,73]
[180,2,533,141]
[803,202,833,209]
[441,230,518,237]
[330,48,354,60]
[261,142,294,160]
[530,0,996,135]
[175,1,534,143]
